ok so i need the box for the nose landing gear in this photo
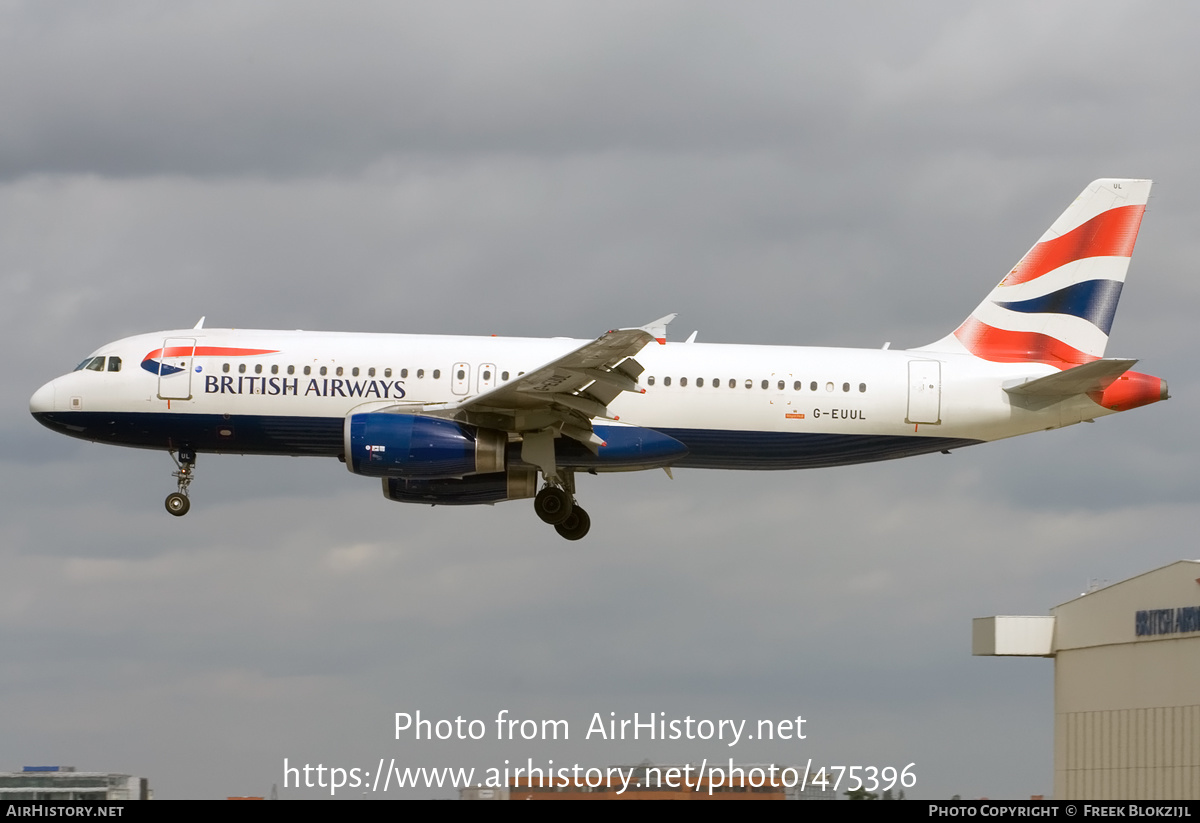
[165,448,196,517]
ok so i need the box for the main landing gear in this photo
[165,447,196,517]
[534,476,591,541]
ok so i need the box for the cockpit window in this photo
[107,356,122,372]
[84,356,105,372]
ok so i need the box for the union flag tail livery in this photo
[30,179,1168,540]
[926,178,1150,366]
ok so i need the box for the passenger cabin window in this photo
[336,366,343,377]
[680,377,687,387]
[320,366,327,376]
[239,364,246,374]
[287,365,295,375]
[271,365,278,375]
[352,367,360,377]
[859,383,867,393]
[417,369,424,379]
[255,364,262,374]
[502,371,510,381]
[647,376,655,386]
[433,369,441,379]
[385,368,393,378]
[304,366,311,376]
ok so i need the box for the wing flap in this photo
[426,316,674,436]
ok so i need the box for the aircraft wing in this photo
[423,315,676,448]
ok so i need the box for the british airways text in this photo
[204,376,407,399]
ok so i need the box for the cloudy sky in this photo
[3,1,1196,799]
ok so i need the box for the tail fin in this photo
[922,178,1151,367]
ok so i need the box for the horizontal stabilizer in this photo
[1004,359,1137,397]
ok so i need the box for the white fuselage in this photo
[30,327,1110,471]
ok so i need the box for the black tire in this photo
[165,492,190,517]
[554,506,591,541]
[534,486,573,525]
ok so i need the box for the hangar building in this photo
[973,560,1200,799]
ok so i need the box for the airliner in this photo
[30,179,1167,540]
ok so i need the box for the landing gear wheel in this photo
[165,492,190,517]
[534,486,573,525]
[554,506,590,541]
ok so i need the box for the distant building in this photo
[0,766,151,801]
[459,786,510,800]
[974,560,1200,800]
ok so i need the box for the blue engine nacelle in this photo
[382,468,539,506]
[345,412,507,478]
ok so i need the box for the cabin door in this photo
[906,360,941,424]
[157,337,197,401]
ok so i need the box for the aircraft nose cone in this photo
[30,380,55,416]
